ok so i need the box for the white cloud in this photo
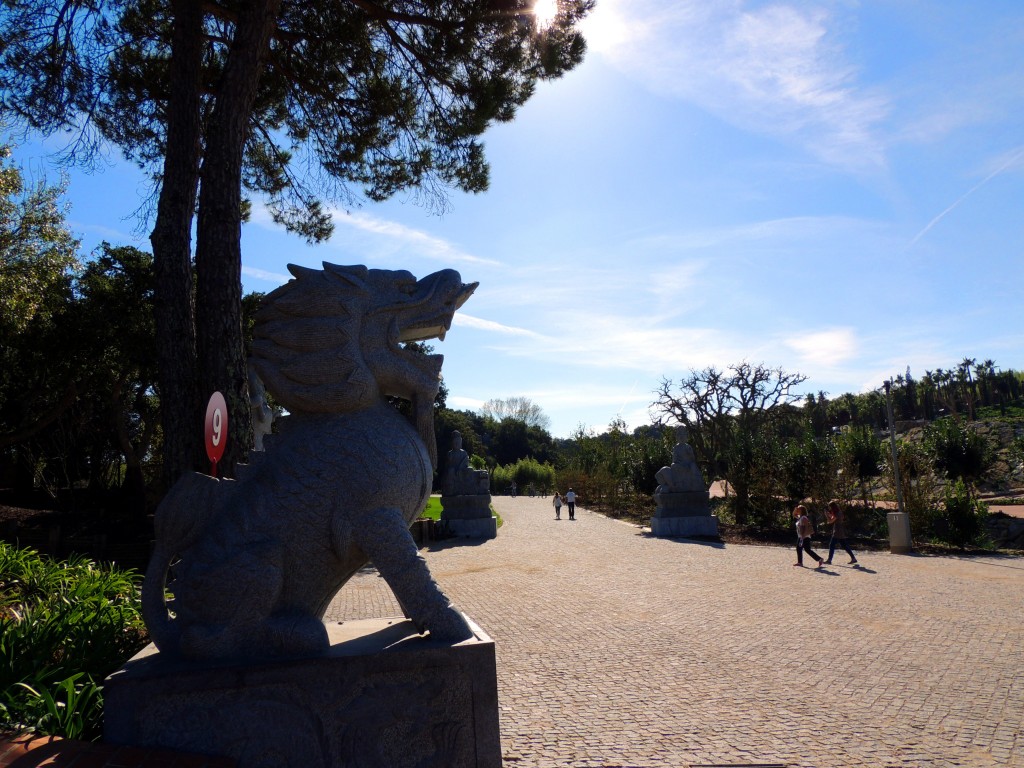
[454,313,546,338]
[646,260,707,303]
[74,222,140,245]
[469,305,749,375]
[242,265,291,284]
[784,327,859,367]
[337,211,502,267]
[447,394,485,412]
[591,1,888,172]
[636,215,890,253]
[249,203,501,268]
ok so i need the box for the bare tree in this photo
[652,362,807,525]
[480,396,551,431]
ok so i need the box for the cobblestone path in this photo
[325,497,1024,767]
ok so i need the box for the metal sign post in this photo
[884,380,912,553]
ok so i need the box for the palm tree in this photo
[922,370,936,419]
[976,359,996,407]
[935,368,958,416]
[959,358,977,419]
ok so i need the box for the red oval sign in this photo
[204,391,228,471]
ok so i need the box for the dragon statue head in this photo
[250,263,476,467]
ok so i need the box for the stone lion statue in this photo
[142,263,477,660]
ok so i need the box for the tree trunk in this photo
[150,0,205,486]
[195,0,281,475]
[110,377,155,515]
[732,478,750,526]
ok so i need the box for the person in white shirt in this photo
[565,488,577,520]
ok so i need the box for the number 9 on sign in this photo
[211,409,223,446]
[205,391,228,474]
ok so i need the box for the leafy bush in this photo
[492,456,556,495]
[884,440,941,537]
[837,425,884,480]
[1009,433,1024,474]
[780,434,840,505]
[0,543,148,740]
[931,479,990,549]
[923,417,994,484]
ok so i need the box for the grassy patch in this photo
[419,495,502,527]
[421,495,443,520]
[976,404,1024,420]
[0,543,148,740]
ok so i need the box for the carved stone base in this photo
[442,516,498,539]
[439,495,497,539]
[653,490,711,517]
[650,514,720,538]
[104,616,500,768]
[440,494,493,519]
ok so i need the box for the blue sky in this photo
[13,0,1024,438]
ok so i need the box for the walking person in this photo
[793,505,824,568]
[565,488,577,520]
[552,492,563,520]
[824,500,858,565]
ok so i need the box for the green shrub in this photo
[885,441,941,538]
[492,456,556,495]
[0,543,148,740]
[931,479,990,549]
[923,417,994,483]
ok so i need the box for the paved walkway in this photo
[325,498,1024,768]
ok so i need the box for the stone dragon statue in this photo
[142,263,477,660]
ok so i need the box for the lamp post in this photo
[884,380,912,553]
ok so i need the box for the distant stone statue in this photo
[142,263,478,660]
[651,425,718,538]
[655,426,705,493]
[442,431,489,496]
[247,365,274,452]
[439,432,495,539]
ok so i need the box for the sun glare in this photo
[577,1,628,55]
[532,0,559,30]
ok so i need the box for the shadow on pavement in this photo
[423,536,492,552]
[639,533,726,549]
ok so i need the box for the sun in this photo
[532,0,559,30]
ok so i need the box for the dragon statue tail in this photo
[142,472,223,657]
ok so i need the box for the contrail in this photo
[909,146,1024,246]
[617,379,640,419]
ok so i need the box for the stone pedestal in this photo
[440,495,497,539]
[443,516,499,539]
[654,489,711,517]
[651,490,719,537]
[650,513,720,538]
[104,616,501,768]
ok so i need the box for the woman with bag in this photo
[824,500,858,565]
